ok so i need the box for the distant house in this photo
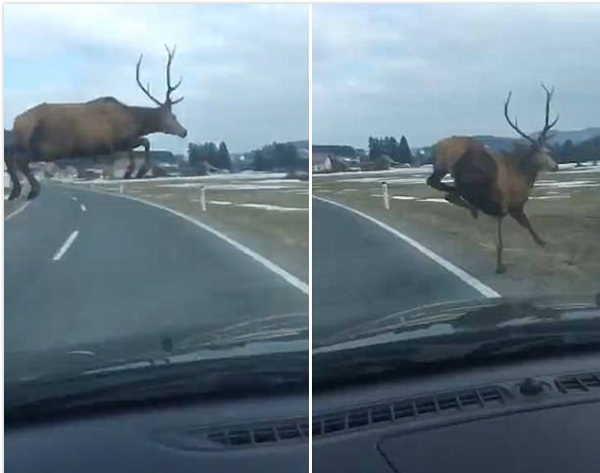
[312,152,332,173]
[361,154,395,171]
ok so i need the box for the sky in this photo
[3,4,308,154]
[313,4,600,149]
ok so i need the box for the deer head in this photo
[136,45,187,138]
[504,83,560,172]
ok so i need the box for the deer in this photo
[5,45,187,201]
[426,83,559,273]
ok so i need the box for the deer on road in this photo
[427,84,560,273]
[5,45,187,201]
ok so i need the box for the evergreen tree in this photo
[398,135,413,164]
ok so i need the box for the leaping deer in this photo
[5,45,187,201]
[427,84,559,273]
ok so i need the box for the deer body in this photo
[13,98,170,160]
[6,45,186,200]
[427,85,559,273]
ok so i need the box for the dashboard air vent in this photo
[205,418,309,448]
[554,372,600,393]
[313,385,509,437]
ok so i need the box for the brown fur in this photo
[6,46,186,200]
[426,85,559,273]
[430,136,544,216]
[14,98,169,161]
[427,136,555,273]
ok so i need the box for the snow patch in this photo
[239,203,308,212]
[530,195,570,200]
[535,179,599,189]
[159,183,292,191]
[419,198,449,203]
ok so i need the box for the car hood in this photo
[6,313,308,385]
[314,294,600,352]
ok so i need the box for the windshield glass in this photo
[312,4,600,371]
[4,4,309,408]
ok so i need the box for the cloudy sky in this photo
[313,4,600,149]
[4,4,308,154]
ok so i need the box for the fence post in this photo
[381,181,390,210]
[200,186,207,212]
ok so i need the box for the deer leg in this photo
[426,169,455,192]
[135,138,151,179]
[5,155,22,200]
[509,208,545,247]
[17,159,41,200]
[444,193,480,219]
[428,170,479,218]
[496,217,507,274]
[124,152,136,179]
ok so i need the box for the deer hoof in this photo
[471,209,479,220]
[536,239,546,248]
[26,189,40,200]
[8,189,21,201]
[496,264,507,274]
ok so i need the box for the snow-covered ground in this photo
[535,179,600,189]
[159,183,294,191]
[557,161,600,171]
[190,199,308,212]
[77,171,292,185]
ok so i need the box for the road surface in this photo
[312,197,489,344]
[4,184,307,379]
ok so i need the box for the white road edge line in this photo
[78,187,309,295]
[52,230,79,261]
[80,203,87,212]
[315,196,501,298]
[4,201,32,221]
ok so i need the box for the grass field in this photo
[314,163,600,297]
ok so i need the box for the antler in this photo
[135,45,184,107]
[538,82,559,143]
[504,91,536,145]
[164,44,184,105]
[136,54,163,106]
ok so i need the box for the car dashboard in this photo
[5,393,309,473]
[313,352,600,473]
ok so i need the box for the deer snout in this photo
[179,128,188,138]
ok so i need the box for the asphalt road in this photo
[312,197,488,344]
[4,184,307,378]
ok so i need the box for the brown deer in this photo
[427,84,559,273]
[5,45,186,201]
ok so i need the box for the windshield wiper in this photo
[313,321,600,391]
[6,349,308,427]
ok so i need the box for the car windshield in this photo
[4,4,309,406]
[311,4,600,375]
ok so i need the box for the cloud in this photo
[3,4,309,153]
[313,4,600,148]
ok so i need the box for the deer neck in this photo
[129,106,163,136]
[517,155,541,187]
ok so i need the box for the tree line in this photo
[250,141,304,171]
[552,136,600,165]
[368,135,413,164]
[188,141,231,172]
